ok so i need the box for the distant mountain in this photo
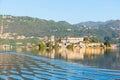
[75,20,120,29]
[0,15,74,37]
[75,21,103,27]
[104,20,120,28]
[0,15,120,43]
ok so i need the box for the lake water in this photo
[0,46,120,80]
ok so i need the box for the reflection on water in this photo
[0,44,120,70]
[0,52,120,80]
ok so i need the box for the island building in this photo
[61,37,84,43]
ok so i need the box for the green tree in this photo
[104,36,111,47]
[104,41,111,47]
[39,41,46,50]
[66,44,73,50]
[46,41,53,50]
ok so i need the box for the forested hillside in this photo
[0,15,74,37]
[0,15,120,43]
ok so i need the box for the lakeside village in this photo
[0,32,118,51]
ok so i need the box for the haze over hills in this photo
[0,15,120,43]
[75,20,120,29]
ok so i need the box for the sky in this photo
[0,0,120,24]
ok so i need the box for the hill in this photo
[0,15,74,37]
[75,20,120,29]
[0,15,120,43]
[74,20,120,42]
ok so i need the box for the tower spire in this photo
[0,15,3,36]
[1,18,3,35]
[0,15,4,37]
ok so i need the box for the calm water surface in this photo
[15,46,120,70]
[0,46,120,80]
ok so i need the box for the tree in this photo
[39,41,46,50]
[104,36,111,47]
[46,41,53,49]
[66,44,73,50]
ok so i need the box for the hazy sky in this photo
[0,0,120,24]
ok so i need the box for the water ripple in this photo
[0,52,119,80]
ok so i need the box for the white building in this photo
[50,35,55,42]
[17,35,25,39]
[62,37,84,43]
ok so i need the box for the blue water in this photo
[0,52,120,80]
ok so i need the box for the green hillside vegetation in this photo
[0,15,120,43]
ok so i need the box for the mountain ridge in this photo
[75,20,120,28]
[0,15,120,43]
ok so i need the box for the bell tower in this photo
[0,18,3,36]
